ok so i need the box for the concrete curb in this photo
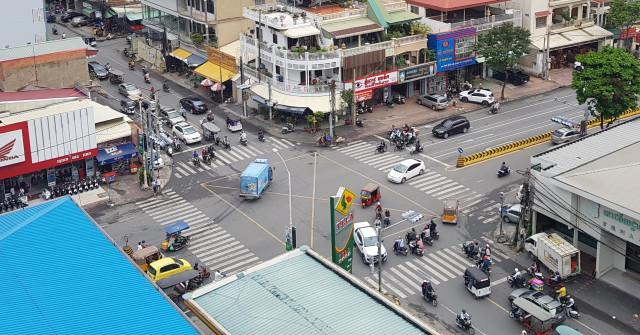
[456,107,640,167]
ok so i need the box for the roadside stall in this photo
[96,143,139,175]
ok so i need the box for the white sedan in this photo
[354,221,387,265]
[387,158,426,183]
[172,122,202,144]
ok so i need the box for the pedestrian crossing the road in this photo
[363,238,510,298]
[173,137,297,178]
[135,189,261,274]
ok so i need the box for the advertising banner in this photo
[355,89,373,102]
[349,71,398,93]
[428,28,477,73]
[398,62,437,83]
[330,187,356,273]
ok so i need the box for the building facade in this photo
[0,0,47,47]
[530,119,640,284]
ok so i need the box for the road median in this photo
[456,107,640,167]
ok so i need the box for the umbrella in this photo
[200,78,213,86]
[211,83,225,92]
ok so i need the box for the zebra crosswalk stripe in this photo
[199,242,246,262]
[441,248,474,268]
[424,180,458,194]
[438,187,470,200]
[196,240,241,260]
[149,204,197,221]
[361,153,394,164]
[385,271,416,296]
[209,252,258,270]
[397,263,438,285]
[460,196,486,210]
[408,172,438,185]
[280,138,295,147]
[215,152,232,164]
[430,183,465,196]
[350,147,377,158]
[270,137,289,149]
[406,260,447,283]
[337,142,368,152]
[147,201,192,217]
[222,257,261,274]
[372,273,407,299]
[338,145,372,155]
[378,160,404,171]
[419,256,456,279]
[364,276,387,293]
[411,174,444,188]
[178,161,197,174]
[389,267,421,291]
[174,165,188,177]
[233,147,253,159]
[429,253,464,275]
[369,155,401,167]
[225,149,245,161]
[434,250,467,272]
[419,178,450,191]
[244,144,263,155]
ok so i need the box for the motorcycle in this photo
[423,291,438,307]
[562,297,580,319]
[384,98,394,108]
[497,166,511,178]
[508,272,526,288]
[376,143,386,154]
[128,62,135,71]
[258,133,265,142]
[240,137,248,146]
[410,144,423,155]
[52,27,58,35]
[281,123,295,134]
[455,316,475,335]
[409,240,424,256]
[392,95,406,104]
[192,156,200,167]
[355,119,364,127]
[163,82,170,92]
[393,242,408,256]
[422,235,433,247]
[144,75,151,84]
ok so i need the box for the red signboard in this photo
[348,71,398,93]
[355,89,373,102]
[620,27,637,40]
[0,121,97,180]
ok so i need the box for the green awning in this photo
[82,7,95,16]
[386,11,420,25]
[104,8,117,19]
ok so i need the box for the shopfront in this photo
[395,62,437,97]
[428,28,478,93]
[96,143,139,174]
[347,70,399,104]
[0,109,97,201]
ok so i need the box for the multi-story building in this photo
[141,0,275,51]
[502,0,613,76]
[240,0,455,115]
[0,0,47,47]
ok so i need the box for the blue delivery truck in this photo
[240,159,273,198]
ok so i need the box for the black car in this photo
[87,62,108,80]
[492,69,530,86]
[432,116,470,139]
[179,97,208,114]
[46,13,56,23]
[60,11,83,22]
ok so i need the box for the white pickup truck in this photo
[524,232,580,278]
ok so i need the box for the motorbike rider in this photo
[375,202,383,219]
[490,101,500,113]
[555,284,567,301]
[422,280,435,299]
[528,262,540,275]
[240,131,247,143]
[258,129,265,141]
[458,309,471,326]
[201,147,208,161]
[550,271,562,286]
[377,140,386,152]
[61,32,66,39]
[499,161,509,174]
[421,225,431,242]
[128,59,135,69]
[52,25,58,34]
[144,72,150,83]
[511,268,523,286]
[414,139,422,152]
[406,228,417,243]
[429,219,437,235]
[162,80,169,91]
[393,236,406,253]
[482,244,491,258]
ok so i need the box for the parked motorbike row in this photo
[0,196,28,213]
[41,177,100,200]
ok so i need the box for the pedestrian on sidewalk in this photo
[137,242,143,251]
[152,179,160,195]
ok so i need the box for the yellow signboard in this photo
[206,47,237,73]
[335,187,356,216]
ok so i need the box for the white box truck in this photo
[524,232,580,278]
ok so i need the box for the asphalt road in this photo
[62,21,629,335]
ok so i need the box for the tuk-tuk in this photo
[464,267,491,298]
[511,297,555,335]
[360,183,381,208]
[131,246,163,272]
[161,220,191,252]
[442,199,459,224]
[84,37,97,47]
[156,269,200,290]
[109,69,124,84]
[201,119,221,141]
[555,325,583,335]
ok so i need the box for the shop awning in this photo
[82,7,95,16]
[250,83,332,113]
[169,48,192,61]
[386,11,420,25]
[96,143,138,166]
[530,25,612,51]
[125,12,143,21]
[283,26,321,39]
[274,105,313,116]
[252,95,267,105]
[185,54,206,67]
[194,61,236,83]
[96,121,132,145]
[322,18,383,39]
[104,8,117,19]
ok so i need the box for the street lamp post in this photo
[273,148,294,250]
[497,191,506,243]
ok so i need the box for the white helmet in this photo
[514,268,519,273]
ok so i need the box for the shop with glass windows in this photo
[428,27,481,95]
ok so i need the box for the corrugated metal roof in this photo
[0,197,199,335]
[0,99,124,125]
[0,88,86,102]
[532,117,640,176]
[0,37,87,62]
[189,248,429,335]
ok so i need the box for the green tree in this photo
[476,23,531,100]
[340,89,354,113]
[607,0,640,50]
[572,47,640,129]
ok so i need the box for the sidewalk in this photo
[564,271,640,333]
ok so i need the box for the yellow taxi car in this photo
[146,257,192,282]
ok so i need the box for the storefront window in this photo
[454,36,475,60]
[410,6,419,15]
[536,16,547,28]
[626,242,640,274]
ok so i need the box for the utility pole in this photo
[515,168,532,249]
[268,79,273,121]
[497,191,506,243]
[377,226,382,293]
[218,52,224,103]
[257,9,262,83]
[351,68,356,126]
[329,81,335,139]
[139,98,148,189]
[544,26,551,80]
[240,55,247,117]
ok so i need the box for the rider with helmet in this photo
[422,280,435,300]
[459,309,471,325]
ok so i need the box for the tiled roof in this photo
[0,88,86,102]
[0,197,199,335]
[407,0,504,12]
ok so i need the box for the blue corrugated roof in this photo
[190,249,429,334]
[0,197,199,335]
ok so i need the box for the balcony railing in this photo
[450,9,522,32]
[340,41,392,57]
[177,6,215,23]
[243,5,312,30]
[549,18,594,31]
[242,34,341,65]
[243,65,343,95]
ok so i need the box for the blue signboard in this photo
[428,28,478,73]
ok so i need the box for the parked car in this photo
[459,88,495,106]
[164,111,186,127]
[159,105,178,118]
[179,97,209,114]
[492,69,530,86]
[71,15,91,27]
[172,122,202,144]
[46,13,56,23]
[146,257,192,282]
[118,83,141,98]
[387,158,425,184]
[551,127,581,144]
[60,11,83,22]
[432,115,470,138]
[508,289,566,324]
[88,61,108,80]
[499,204,521,223]
[354,221,387,265]
[417,93,448,111]
[119,99,136,115]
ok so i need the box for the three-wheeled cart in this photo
[360,183,381,208]
[442,199,459,224]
